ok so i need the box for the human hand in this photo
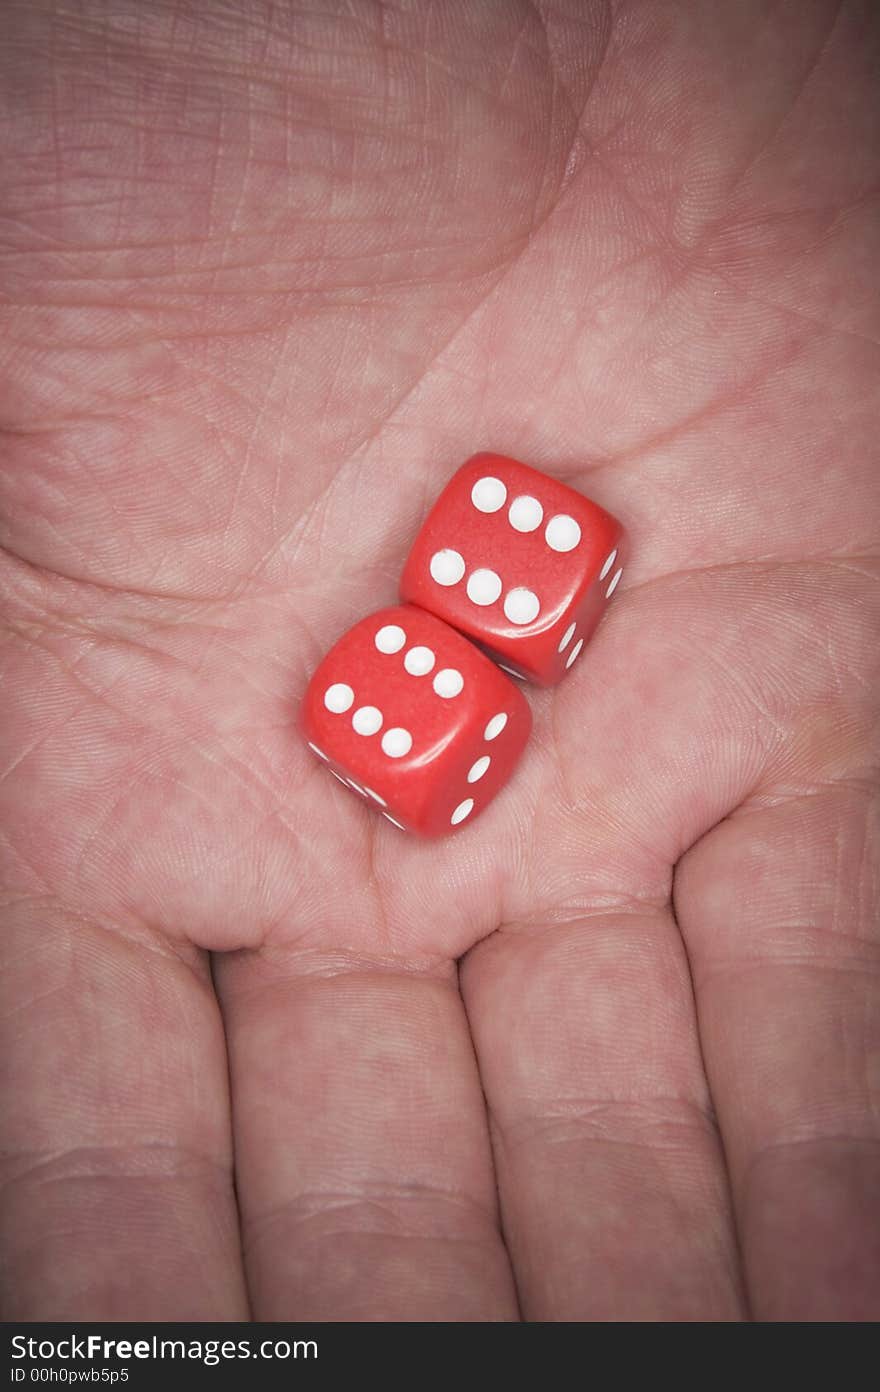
[1,0,877,1320]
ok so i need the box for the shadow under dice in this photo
[400,453,627,685]
[301,604,531,836]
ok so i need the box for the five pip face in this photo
[301,453,627,837]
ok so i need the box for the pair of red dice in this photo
[301,453,626,836]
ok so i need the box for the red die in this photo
[400,453,627,686]
[301,604,531,836]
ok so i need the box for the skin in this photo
[0,0,878,1322]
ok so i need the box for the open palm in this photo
[2,0,878,1321]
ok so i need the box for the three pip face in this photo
[301,453,627,836]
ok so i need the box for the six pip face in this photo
[400,453,626,686]
[301,604,532,837]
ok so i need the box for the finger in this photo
[0,902,248,1320]
[215,945,518,1321]
[461,903,745,1321]
[676,775,880,1320]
